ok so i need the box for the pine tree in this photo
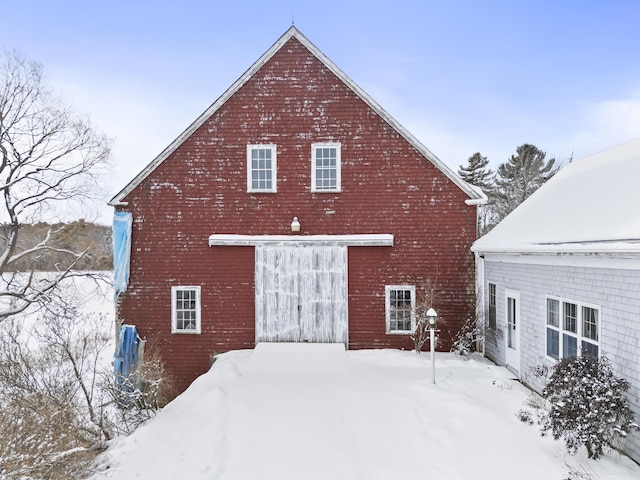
[458,152,495,235]
[458,152,494,194]
[493,144,557,222]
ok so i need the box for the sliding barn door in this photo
[255,245,348,344]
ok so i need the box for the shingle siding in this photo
[482,258,640,463]
[115,36,478,394]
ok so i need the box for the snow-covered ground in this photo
[90,343,639,480]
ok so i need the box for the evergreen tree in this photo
[458,152,495,235]
[493,144,558,222]
[458,152,494,194]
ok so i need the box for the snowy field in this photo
[90,343,639,480]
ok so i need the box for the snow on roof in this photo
[472,138,640,254]
[110,26,483,204]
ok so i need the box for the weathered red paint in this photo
[116,35,478,394]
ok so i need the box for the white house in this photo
[472,139,640,463]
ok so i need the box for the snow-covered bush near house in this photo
[529,355,639,460]
[89,345,640,480]
[450,314,484,355]
[104,336,176,437]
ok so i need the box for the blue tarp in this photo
[113,211,132,301]
[114,324,140,391]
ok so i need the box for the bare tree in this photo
[411,280,441,353]
[0,50,110,321]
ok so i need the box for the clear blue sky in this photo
[3,1,640,221]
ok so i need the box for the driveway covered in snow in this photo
[92,344,638,480]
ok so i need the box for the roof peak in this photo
[111,27,483,204]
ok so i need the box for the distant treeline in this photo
[1,220,113,271]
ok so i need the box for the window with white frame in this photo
[385,285,415,333]
[581,305,599,357]
[488,283,497,329]
[247,144,277,192]
[546,298,560,359]
[546,296,599,360]
[172,286,201,334]
[311,143,341,192]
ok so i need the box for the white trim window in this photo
[385,285,415,333]
[172,286,201,334]
[311,143,341,192]
[546,296,599,360]
[247,144,277,192]
[488,283,497,329]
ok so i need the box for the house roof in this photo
[472,138,640,255]
[110,26,485,205]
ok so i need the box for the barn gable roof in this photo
[110,26,484,204]
[472,138,640,255]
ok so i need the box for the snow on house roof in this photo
[110,26,484,204]
[472,138,640,255]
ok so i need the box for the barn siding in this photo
[482,258,640,463]
[116,36,478,394]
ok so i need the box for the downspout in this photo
[475,252,486,355]
[466,195,488,355]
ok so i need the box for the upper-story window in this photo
[247,144,277,192]
[311,143,341,192]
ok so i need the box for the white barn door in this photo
[255,245,348,344]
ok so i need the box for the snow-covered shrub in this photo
[0,391,98,479]
[450,315,484,355]
[102,338,175,435]
[410,315,431,353]
[563,463,597,480]
[516,408,534,426]
[536,355,638,459]
[0,310,111,479]
[410,280,441,354]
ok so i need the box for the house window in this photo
[311,143,341,192]
[247,144,277,192]
[562,302,578,358]
[172,286,201,334]
[581,306,599,357]
[385,285,415,333]
[488,283,497,329]
[545,296,599,360]
[546,298,560,360]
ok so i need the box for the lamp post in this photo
[426,307,438,384]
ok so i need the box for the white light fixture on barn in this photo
[291,217,300,232]
[426,307,439,384]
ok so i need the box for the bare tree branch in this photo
[0,49,111,322]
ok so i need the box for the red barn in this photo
[110,27,485,394]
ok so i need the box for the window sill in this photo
[386,330,413,335]
[171,329,201,335]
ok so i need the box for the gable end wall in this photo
[115,37,478,393]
